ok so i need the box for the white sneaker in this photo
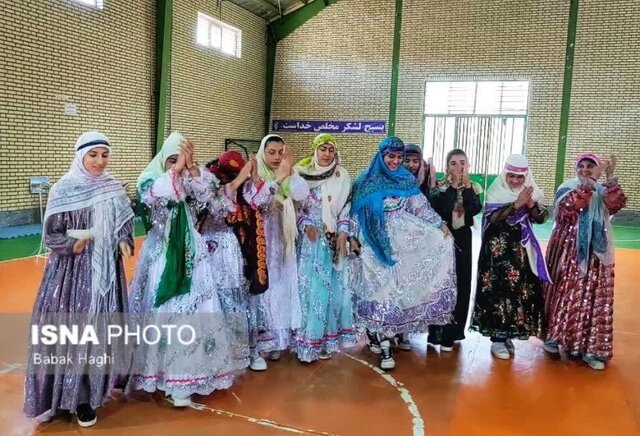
[440,344,453,352]
[250,356,268,371]
[396,334,412,351]
[379,340,395,370]
[543,340,560,354]
[505,338,515,354]
[268,351,281,361]
[172,396,192,407]
[319,350,332,360]
[491,342,510,360]
[583,355,605,370]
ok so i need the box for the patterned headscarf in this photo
[554,152,614,277]
[351,136,420,266]
[44,131,134,315]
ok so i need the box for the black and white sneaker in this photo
[366,329,382,354]
[379,340,395,370]
[76,403,97,428]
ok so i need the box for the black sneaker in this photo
[76,403,97,428]
[366,329,381,354]
[379,340,395,370]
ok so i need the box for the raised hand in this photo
[604,156,617,180]
[174,151,187,174]
[305,225,318,242]
[462,162,472,188]
[515,186,533,208]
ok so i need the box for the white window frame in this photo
[422,80,530,175]
[196,12,242,59]
[69,0,104,10]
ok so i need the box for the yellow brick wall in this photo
[566,0,640,209]
[0,0,156,220]
[396,0,568,203]
[168,0,267,165]
[271,0,395,170]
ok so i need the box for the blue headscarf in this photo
[351,136,420,266]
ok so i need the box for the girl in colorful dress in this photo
[428,149,482,351]
[471,154,549,360]
[24,131,134,427]
[350,136,457,370]
[204,149,267,308]
[242,134,310,371]
[294,133,356,362]
[128,132,247,406]
[544,153,626,370]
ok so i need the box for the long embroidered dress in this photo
[242,173,309,353]
[129,135,247,398]
[198,175,250,365]
[24,131,134,419]
[471,205,548,338]
[351,193,457,337]
[295,186,356,361]
[544,179,626,361]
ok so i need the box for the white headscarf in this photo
[486,154,544,205]
[44,130,134,314]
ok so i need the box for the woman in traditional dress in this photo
[544,153,626,370]
[242,134,310,371]
[350,136,457,370]
[24,131,134,427]
[428,149,482,351]
[294,133,356,362]
[471,154,549,359]
[128,132,247,406]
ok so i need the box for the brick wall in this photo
[0,0,269,225]
[271,0,395,170]
[272,0,640,211]
[566,0,640,209]
[168,0,267,165]
[396,0,568,203]
[0,0,156,224]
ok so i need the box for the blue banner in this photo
[272,120,386,134]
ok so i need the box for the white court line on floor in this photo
[343,353,425,436]
[164,397,338,435]
[0,363,25,375]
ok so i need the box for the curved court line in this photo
[343,353,425,436]
[164,398,337,435]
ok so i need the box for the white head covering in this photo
[136,131,185,191]
[44,130,134,315]
[486,154,544,205]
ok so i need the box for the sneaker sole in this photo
[380,362,396,370]
[492,352,511,360]
[440,346,453,352]
[172,399,192,408]
[77,417,97,428]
